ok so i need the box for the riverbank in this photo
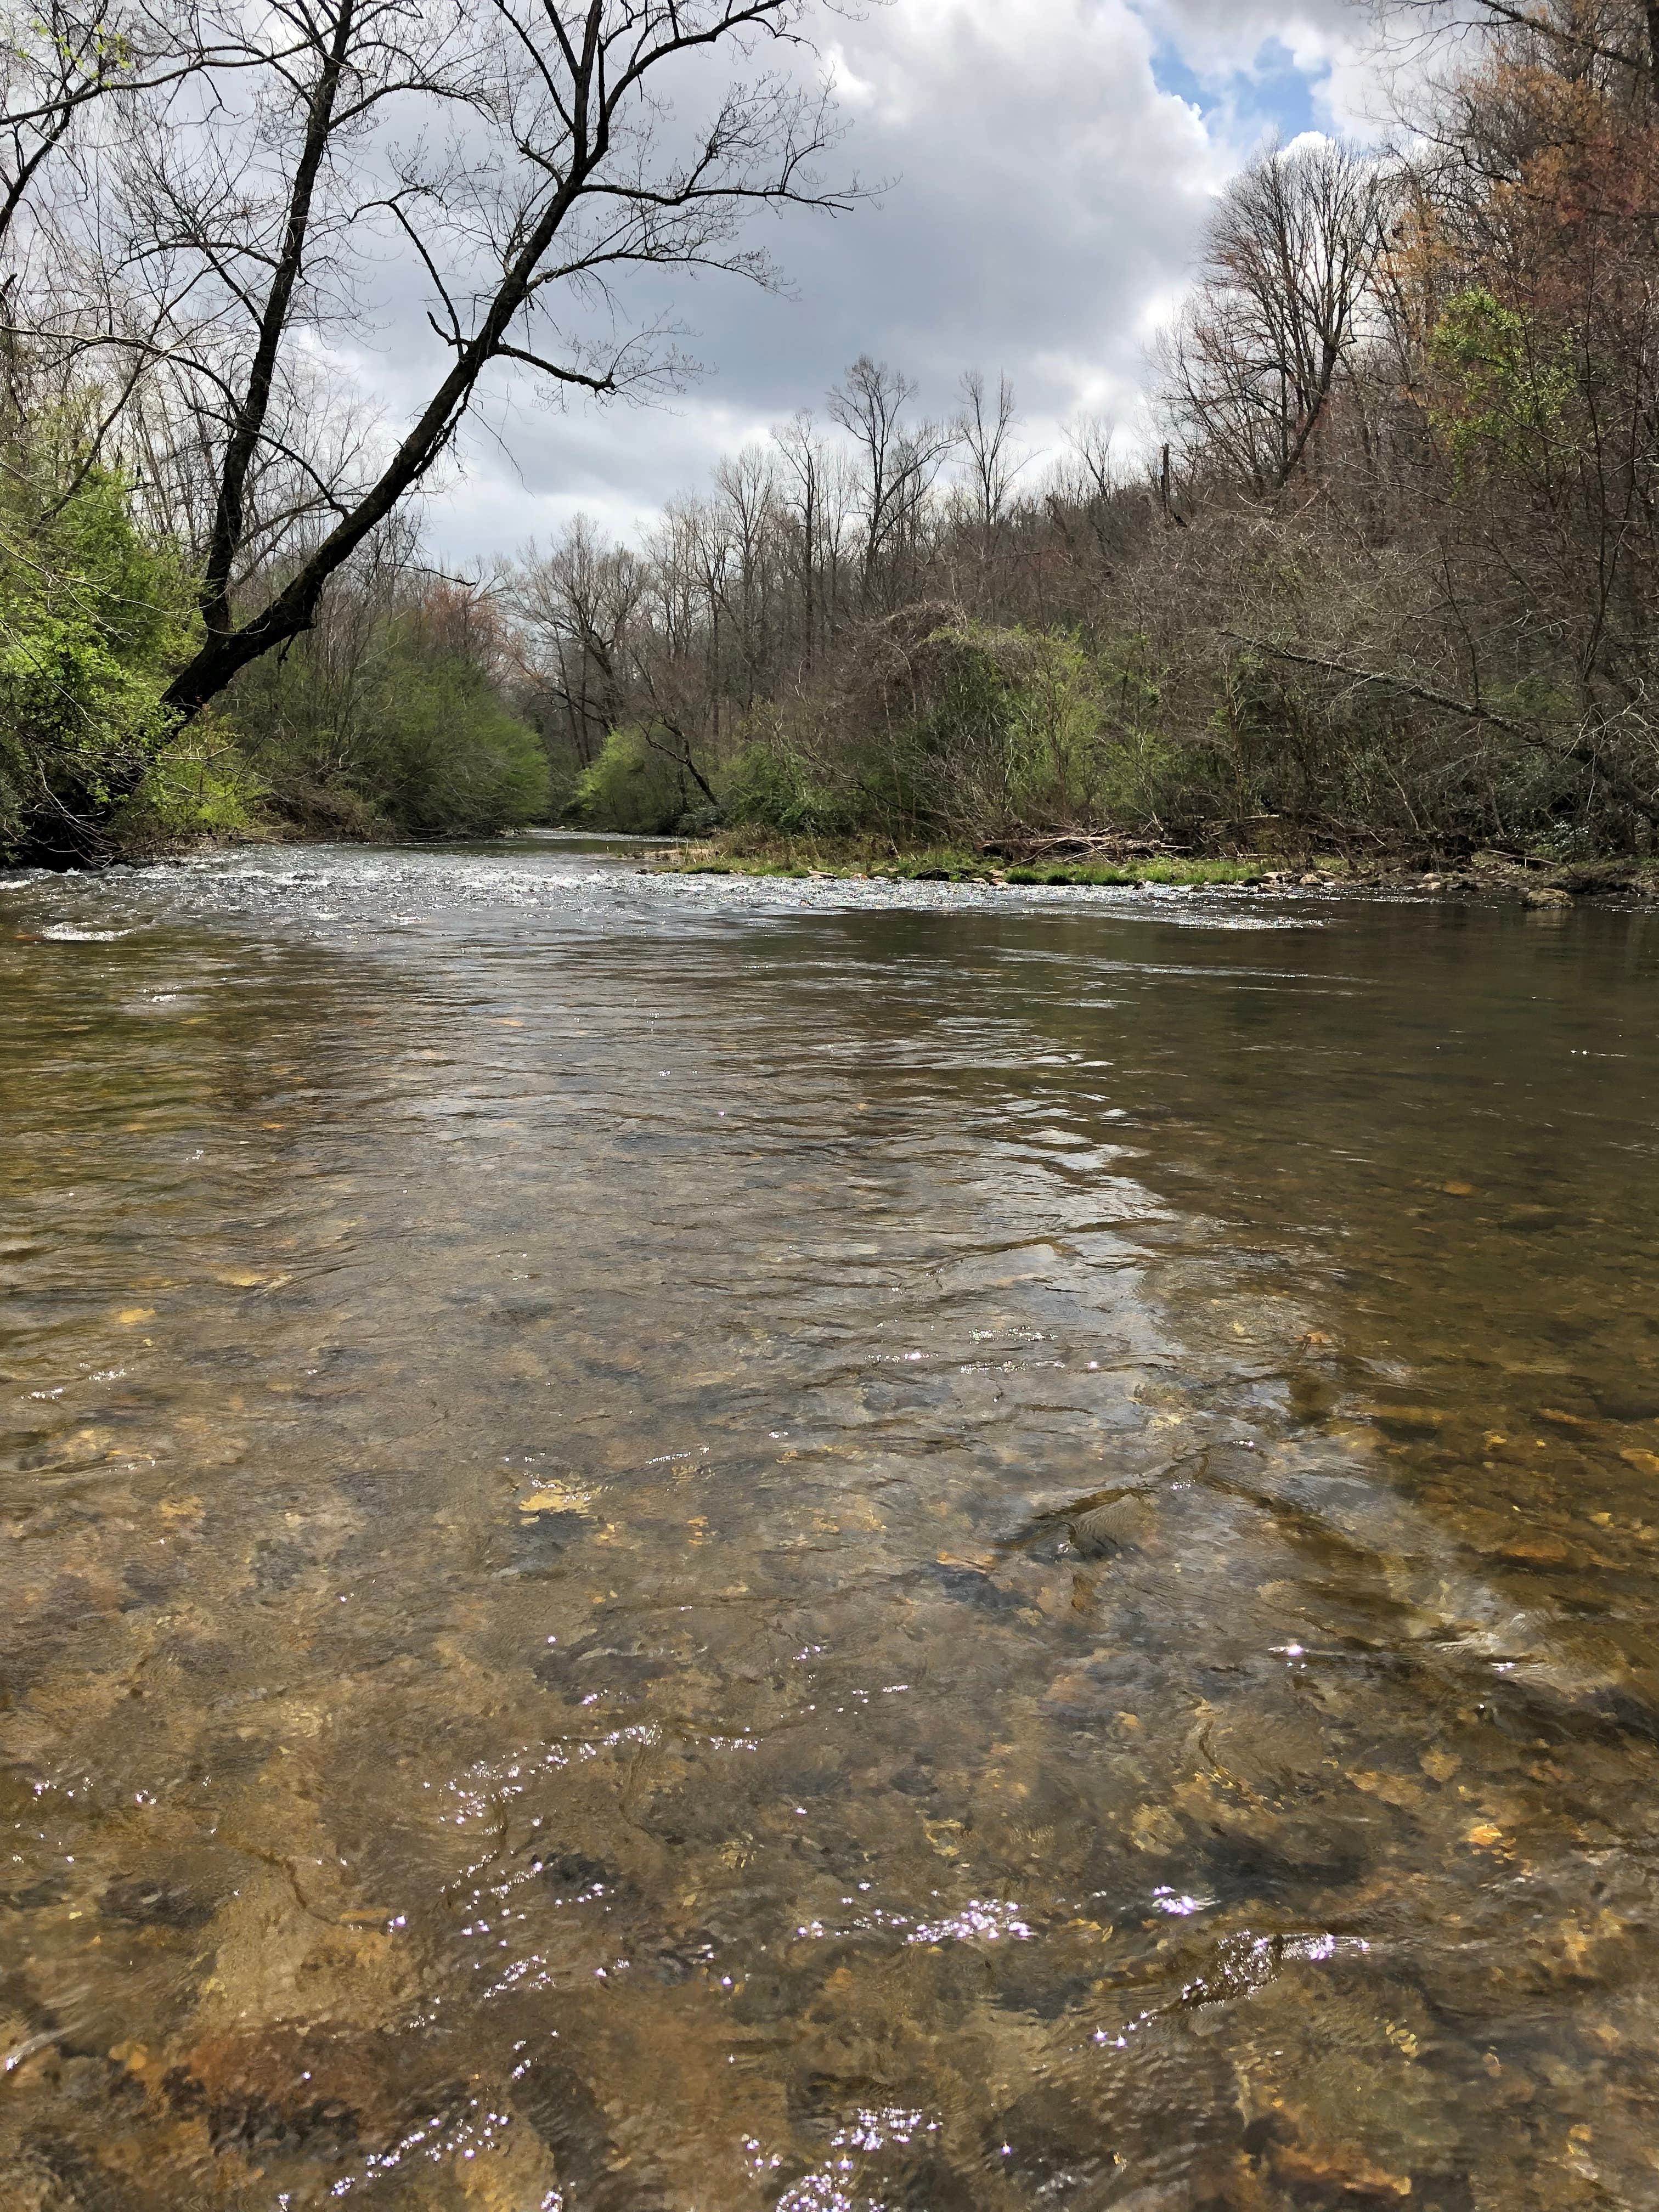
[654,833,1659,906]
[27,819,1659,915]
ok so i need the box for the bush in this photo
[719,739,856,836]
[352,641,549,836]
[227,608,549,838]
[111,718,268,854]
[709,616,1168,847]
[902,620,1110,831]
[0,450,198,861]
[571,725,703,833]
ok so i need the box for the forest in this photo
[2,0,1658,872]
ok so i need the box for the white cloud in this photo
[377,0,1392,562]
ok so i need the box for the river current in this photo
[3,836,1658,2210]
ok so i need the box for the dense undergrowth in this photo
[10,3,1659,874]
[226,605,548,844]
[0,416,201,863]
[0,409,548,865]
[559,557,1659,870]
[566,606,1656,871]
[543,20,1659,870]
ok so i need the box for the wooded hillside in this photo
[4,0,1657,866]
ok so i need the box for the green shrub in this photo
[719,740,855,836]
[1431,288,1572,475]
[909,621,1108,828]
[714,622,1127,845]
[111,718,268,853]
[352,643,548,836]
[0,454,198,860]
[227,611,549,838]
[571,725,703,833]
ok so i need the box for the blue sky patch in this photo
[1152,34,1327,143]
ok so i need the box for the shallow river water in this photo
[3,837,1659,2212]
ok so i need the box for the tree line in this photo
[4,0,1659,865]
[516,0,1659,863]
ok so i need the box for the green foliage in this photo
[871,845,994,879]
[935,622,1105,822]
[1091,725,1189,825]
[1431,289,1572,472]
[110,718,268,854]
[1003,857,1265,885]
[570,724,702,833]
[0,447,198,860]
[0,390,550,858]
[351,635,548,836]
[719,740,858,837]
[227,611,549,838]
[714,622,1185,844]
[665,840,1271,885]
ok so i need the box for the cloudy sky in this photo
[383,0,1379,563]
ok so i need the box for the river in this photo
[3,836,1658,2210]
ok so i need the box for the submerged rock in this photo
[1071,1494,1157,1558]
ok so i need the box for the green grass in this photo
[870,847,997,881]
[662,839,992,881]
[672,857,814,878]
[658,840,1274,887]
[1002,857,1268,887]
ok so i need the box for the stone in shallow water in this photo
[529,1848,618,1898]
[928,1561,1031,1613]
[163,2024,458,2161]
[1071,1494,1157,1557]
[100,1875,219,1931]
[531,1633,670,1695]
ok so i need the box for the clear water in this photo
[3,839,1657,2210]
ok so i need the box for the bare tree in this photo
[1382,0,1659,103]
[953,368,1026,539]
[711,445,780,712]
[771,408,822,662]
[19,0,854,723]
[1158,136,1392,496]
[1038,412,1133,566]
[0,0,123,268]
[771,406,852,659]
[0,0,242,267]
[828,353,954,607]
[514,512,645,765]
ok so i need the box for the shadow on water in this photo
[2,848,1658,2208]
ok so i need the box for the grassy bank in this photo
[659,834,1284,885]
[653,833,1659,902]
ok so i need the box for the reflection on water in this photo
[3,841,1658,2210]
